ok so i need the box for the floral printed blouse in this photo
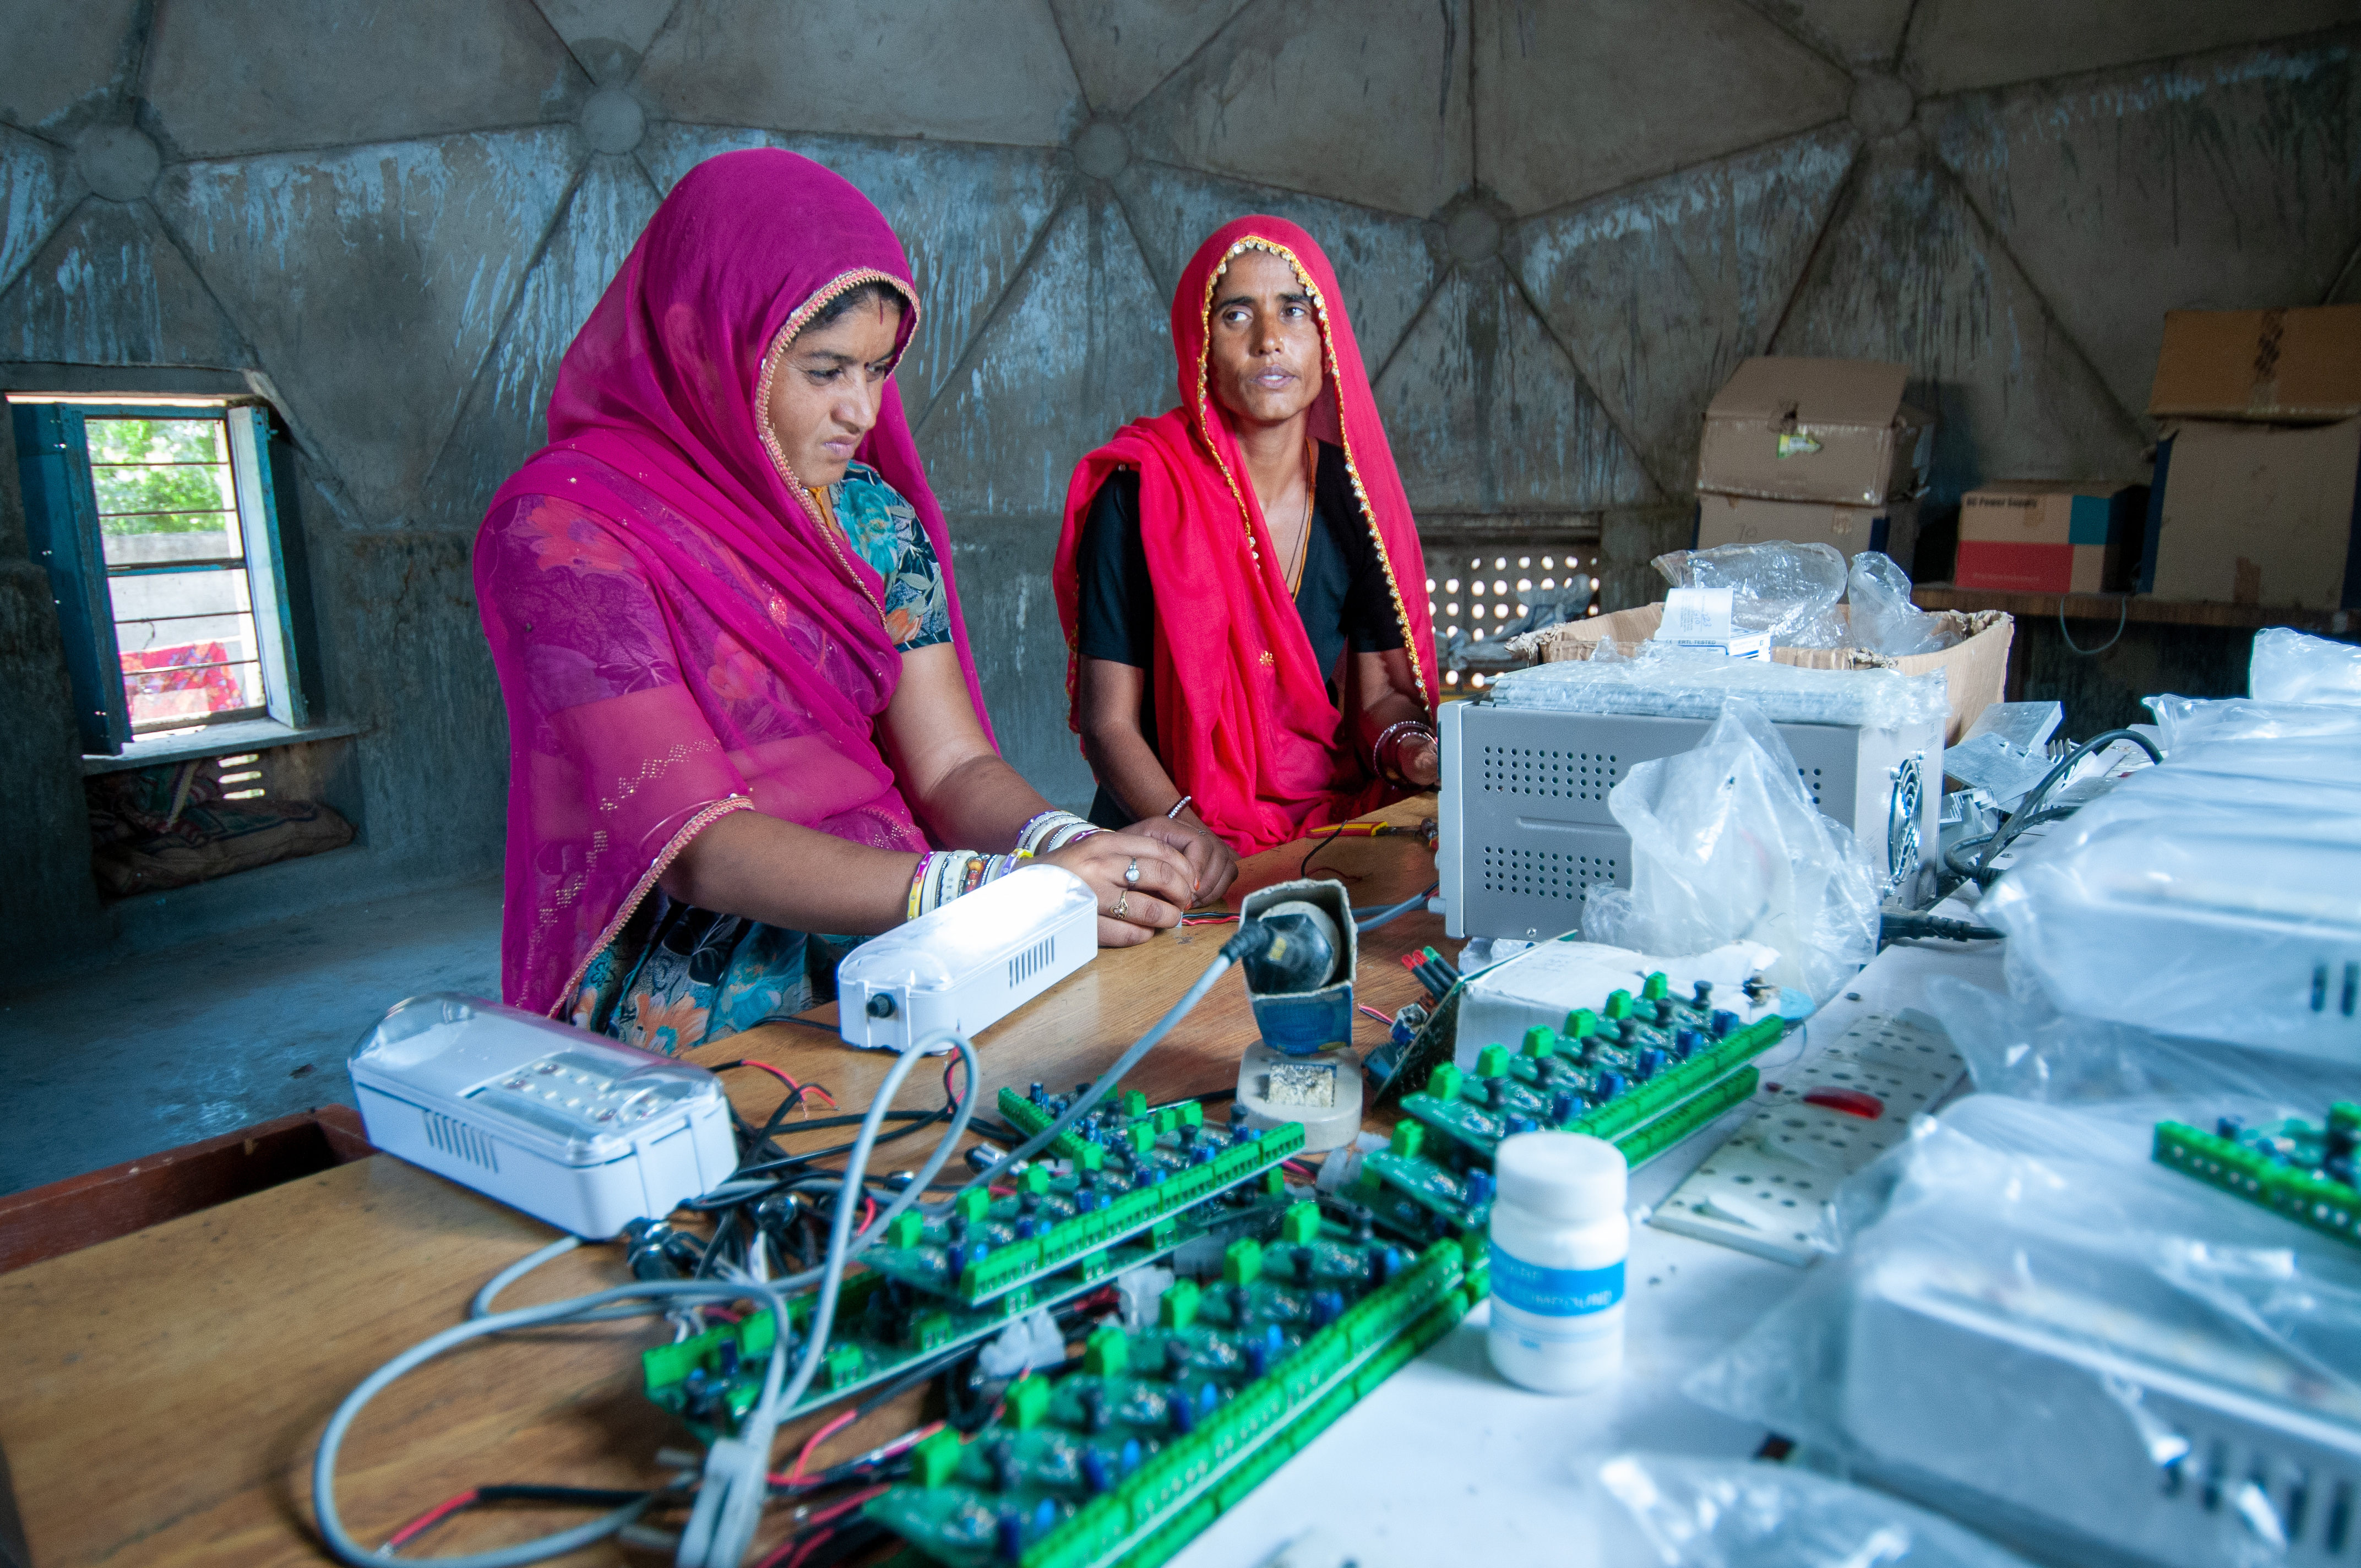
[817,461,950,651]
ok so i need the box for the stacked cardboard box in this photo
[2141,306,2361,608]
[1692,357,1930,566]
[1955,482,2145,594]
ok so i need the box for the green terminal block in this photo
[2155,1112,2361,1248]
[1603,988,1634,1021]
[1521,1026,1557,1059]
[1564,1008,1597,1041]
[1641,971,1669,1001]
[1475,1043,1511,1080]
[865,1232,1472,1568]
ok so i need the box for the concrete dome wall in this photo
[1,0,2355,978]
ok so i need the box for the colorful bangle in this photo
[1016,809,1100,857]
[907,849,1035,920]
[906,854,932,921]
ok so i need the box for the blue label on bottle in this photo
[1487,1243,1624,1317]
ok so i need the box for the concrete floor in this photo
[0,876,504,1196]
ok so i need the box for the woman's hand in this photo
[1039,829,1197,947]
[1119,815,1239,909]
[1401,733,1440,788]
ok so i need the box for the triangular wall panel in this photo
[530,0,681,83]
[0,197,252,368]
[155,129,580,518]
[145,0,586,159]
[1374,259,1656,514]
[1903,0,2359,96]
[1473,0,1853,216]
[1048,0,1255,117]
[1128,0,1472,219]
[1932,39,2361,422]
[1508,125,1859,495]
[915,189,1171,518]
[0,2,138,139]
[0,125,82,299]
[1770,140,2148,496]
[421,153,663,525]
[1109,160,1441,377]
[635,0,1085,146]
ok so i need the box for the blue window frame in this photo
[10,399,309,756]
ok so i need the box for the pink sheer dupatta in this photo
[474,149,993,1019]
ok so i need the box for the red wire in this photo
[784,1407,859,1485]
[383,1487,482,1548]
[1356,1004,1394,1025]
[729,1059,837,1112]
[750,1485,889,1568]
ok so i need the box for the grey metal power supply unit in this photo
[1437,698,1941,942]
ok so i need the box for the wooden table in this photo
[0,800,1444,1566]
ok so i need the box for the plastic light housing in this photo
[837,864,1098,1051]
[348,993,737,1237]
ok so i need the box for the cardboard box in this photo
[2139,417,2361,608]
[1695,357,1933,505]
[1529,602,2011,747]
[1695,493,1921,568]
[2147,306,2361,423]
[1955,482,2145,594]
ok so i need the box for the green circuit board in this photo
[865,1206,1486,1568]
[858,1113,1304,1306]
[2155,1107,2361,1248]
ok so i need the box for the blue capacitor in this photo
[1596,1070,1626,1102]
[1673,1026,1703,1060]
[1170,1391,1195,1433]
[1466,1169,1495,1206]
[1711,1008,1739,1038]
[1549,1090,1577,1125]
[1638,1047,1667,1080]
[1506,1114,1537,1136]
[1122,1438,1142,1473]
[996,1513,1025,1561]
[1082,1448,1112,1493]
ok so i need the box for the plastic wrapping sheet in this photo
[1923,976,2361,1115]
[1596,1454,2036,1567]
[1579,700,1879,1002]
[1655,541,1850,647]
[1977,818,2361,1058]
[1487,646,1949,731]
[2147,694,2361,749]
[2251,628,2361,707]
[1846,551,1959,657]
[1685,1095,2361,1568]
[2017,765,2361,861]
[2159,736,2361,785]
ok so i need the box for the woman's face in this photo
[1206,248,1324,430]
[764,293,904,488]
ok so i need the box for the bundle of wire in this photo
[312,922,1285,1568]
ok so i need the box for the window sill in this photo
[82,719,364,775]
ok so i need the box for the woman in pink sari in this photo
[475,150,1209,1052]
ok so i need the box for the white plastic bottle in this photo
[1486,1130,1628,1393]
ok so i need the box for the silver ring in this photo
[1124,857,1140,885]
[1114,891,1130,919]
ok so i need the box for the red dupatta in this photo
[1053,216,1435,854]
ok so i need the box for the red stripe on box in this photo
[1956,540,2077,593]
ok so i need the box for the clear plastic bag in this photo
[2146,693,2361,748]
[2251,627,2361,706]
[1685,1094,2361,1568]
[1580,698,1880,1002]
[1488,645,1949,731]
[1977,816,2361,1058]
[1596,1453,2037,1567]
[1845,549,1959,656]
[1655,541,1850,647]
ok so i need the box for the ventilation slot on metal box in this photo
[1797,765,1823,805]
[1478,845,1619,900]
[424,1109,498,1172]
[1009,936,1054,989]
[2155,1421,2361,1564]
[1477,744,1619,801]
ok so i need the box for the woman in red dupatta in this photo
[1054,217,1438,890]
[474,150,1208,1052]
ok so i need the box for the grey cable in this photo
[2058,591,2130,656]
[1352,890,1430,933]
[317,1033,980,1568]
[1976,727,2164,875]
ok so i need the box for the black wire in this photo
[390,1484,656,1549]
[1976,727,2164,875]
[1299,827,1346,879]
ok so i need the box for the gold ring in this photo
[1114,891,1130,919]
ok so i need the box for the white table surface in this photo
[1173,923,2011,1568]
